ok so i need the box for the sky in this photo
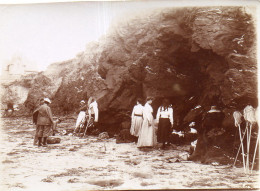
[0,0,259,73]
[0,2,120,72]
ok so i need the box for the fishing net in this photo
[243,105,257,124]
[233,111,243,127]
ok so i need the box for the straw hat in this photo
[44,98,51,104]
[208,106,220,113]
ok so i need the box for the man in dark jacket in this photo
[202,106,225,151]
[188,105,225,161]
[33,98,44,145]
[34,98,54,147]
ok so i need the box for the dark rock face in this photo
[2,7,257,163]
[95,7,257,138]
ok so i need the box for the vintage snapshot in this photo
[0,0,259,190]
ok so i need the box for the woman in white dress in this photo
[137,97,157,148]
[74,100,88,133]
[130,98,144,137]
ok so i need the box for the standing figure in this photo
[137,97,157,148]
[88,97,99,123]
[156,99,173,149]
[33,98,44,145]
[74,100,88,134]
[83,97,99,136]
[202,106,225,151]
[130,98,144,137]
[35,98,54,147]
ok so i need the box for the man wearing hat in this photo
[35,98,54,147]
[202,106,225,151]
[33,98,45,145]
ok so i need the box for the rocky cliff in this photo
[95,7,257,126]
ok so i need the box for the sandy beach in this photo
[0,116,259,190]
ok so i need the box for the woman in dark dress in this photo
[156,99,174,148]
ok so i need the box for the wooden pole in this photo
[239,124,246,170]
[248,123,253,173]
[251,133,259,173]
[233,126,247,171]
[246,122,249,172]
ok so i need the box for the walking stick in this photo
[251,132,259,173]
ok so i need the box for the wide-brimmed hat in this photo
[208,106,220,113]
[44,98,51,104]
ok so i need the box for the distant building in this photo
[1,55,39,84]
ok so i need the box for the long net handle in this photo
[251,131,259,172]
[233,126,247,168]
[246,123,252,173]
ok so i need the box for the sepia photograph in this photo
[0,0,259,190]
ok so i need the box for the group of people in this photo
[33,96,99,147]
[130,97,174,149]
[32,95,228,152]
[73,97,99,135]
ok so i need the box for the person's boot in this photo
[162,143,166,149]
[42,137,47,147]
[33,136,38,146]
[38,137,42,147]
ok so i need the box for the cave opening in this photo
[142,44,229,130]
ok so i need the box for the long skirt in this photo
[130,116,143,137]
[157,118,171,143]
[137,119,156,147]
[84,115,95,133]
[75,111,86,129]
[36,125,51,138]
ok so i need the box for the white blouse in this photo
[131,104,144,118]
[88,101,98,122]
[143,103,154,124]
[156,106,174,125]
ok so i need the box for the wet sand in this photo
[0,117,259,190]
